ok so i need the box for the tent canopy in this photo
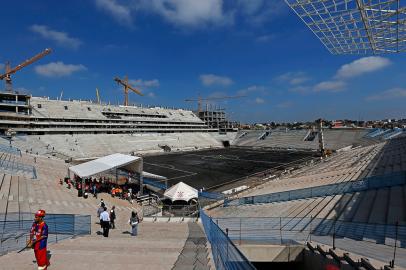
[69,153,142,178]
[164,182,198,202]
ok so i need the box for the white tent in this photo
[164,182,198,202]
[69,153,142,178]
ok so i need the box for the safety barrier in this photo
[383,128,405,140]
[0,213,91,255]
[0,158,37,179]
[198,191,226,208]
[143,178,167,190]
[212,216,405,267]
[0,144,21,156]
[199,191,225,200]
[162,205,198,217]
[200,210,256,270]
[227,171,406,206]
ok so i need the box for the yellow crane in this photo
[0,48,52,92]
[185,95,246,113]
[114,76,143,106]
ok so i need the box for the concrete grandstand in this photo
[208,136,406,268]
[1,91,406,269]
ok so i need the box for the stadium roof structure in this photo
[285,0,406,54]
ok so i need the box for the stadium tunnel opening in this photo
[222,140,230,147]
[251,249,352,270]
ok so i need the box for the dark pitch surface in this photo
[142,148,315,191]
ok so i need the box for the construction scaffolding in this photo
[285,0,406,54]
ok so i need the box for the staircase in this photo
[0,219,214,270]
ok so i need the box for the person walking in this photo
[28,209,50,270]
[100,206,110,237]
[110,206,116,229]
[129,211,139,236]
[92,183,97,198]
[97,202,104,228]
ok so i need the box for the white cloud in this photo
[147,92,156,98]
[314,80,346,92]
[255,34,274,43]
[207,91,227,98]
[35,62,87,77]
[129,78,160,89]
[95,0,133,26]
[237,85,266,96]
[255,97,265,104]
[200,74,233,86]
[277,72,310,85]
[366,88,406,101]
[289,85,311,94]
[237,0,286,25]
[277,101,293,108]
[136,0,231,28]
[95,0,285,29]
[336,56,391,79]
[29,25,82,49]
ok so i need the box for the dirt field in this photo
[143,147,316,191]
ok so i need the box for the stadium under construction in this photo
[1,0,406,269]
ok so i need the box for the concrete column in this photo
[15,94,18,113]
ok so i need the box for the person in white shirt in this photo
[100,207,110,237]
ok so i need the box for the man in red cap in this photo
[28,209,50,270]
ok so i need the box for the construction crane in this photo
[96,88,101,104]
[114,76,143,106]
[0,48,52,92]
[184,95,246,113]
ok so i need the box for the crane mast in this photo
[114,76,143,106]
[96,88,101,104]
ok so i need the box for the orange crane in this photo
[0,48,52,92]
[185,95,246,112]
[114,76,143,106]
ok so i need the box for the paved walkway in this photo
[0,154,214,269]
[0,219,213,270]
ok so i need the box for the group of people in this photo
[96,199,140,237]
[65,176,140,204]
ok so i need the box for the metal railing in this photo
[0,144,21,156]
[200,210,256,270]
[199,191,225,200]
[143,178,167,190]
[0,213,91,255]
[162,205,199,217]
[227,171,406,206]
[0,157,37,179]
[213,216,406,267]
[199,191,226,208]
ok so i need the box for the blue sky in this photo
[0,0,405,123]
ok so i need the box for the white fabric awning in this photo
[164,182,198,202]
[69,153,142,178]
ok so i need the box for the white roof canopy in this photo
[164,182,198,202]
[69,153,142,178]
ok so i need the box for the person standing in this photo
[28,209,50,270]
[129,211,139,236]
[100,207,110,237]
[110,206,116,229]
